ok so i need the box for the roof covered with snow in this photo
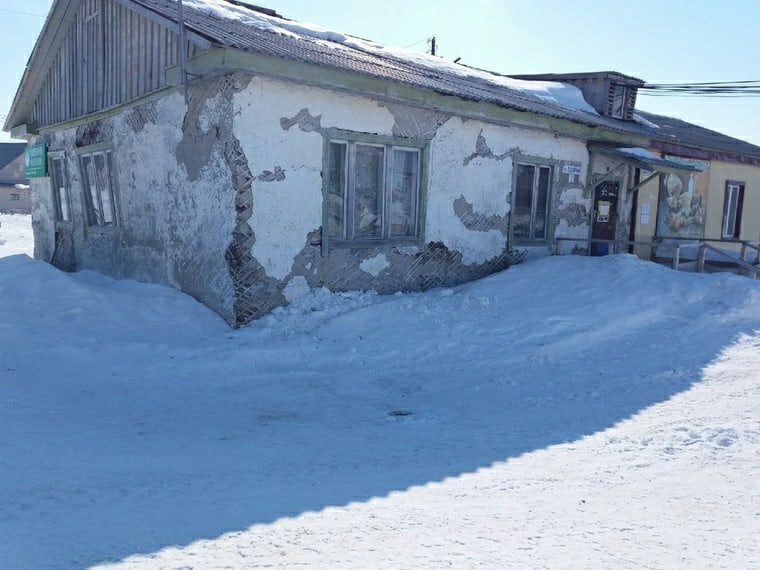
[133,0,658,137]
[603,146,701,173]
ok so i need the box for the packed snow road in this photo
[1,218,758,568]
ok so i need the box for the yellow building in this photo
[632,112,760,265]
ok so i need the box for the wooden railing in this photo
[740,241,760,265]
[655,237,760,278]
[696,243,760,279]
[553,237,655,256]
[552,237,760,280]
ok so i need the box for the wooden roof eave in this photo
[3,0,215,134]
[3,0,80,133]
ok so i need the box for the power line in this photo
[0,7,47,18]
[403,38,428,49]
[640,80,760,96]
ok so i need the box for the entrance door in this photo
[591,180,620,256]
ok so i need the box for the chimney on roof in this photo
[225,1,283,18]
[510,71,645,120]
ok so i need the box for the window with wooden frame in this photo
[325,132,425,246]
[49,155,72,223]
[78,148,117,227]
[607,84,637,120]
[512,162,553,242]
[722,181,745,239]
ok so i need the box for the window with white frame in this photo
[513,162,552,241]
[722,181,745,239]
[10,193,20,201]
[326,134,424,244]
[79,149,117,227]
[49,156,72,222]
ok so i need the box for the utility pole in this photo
[428,36,437,56]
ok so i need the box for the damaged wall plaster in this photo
[34,88,239,323]
[233,76,397,286]
[279,108,323,133]
[360,254,391,277]
[463,129,520,166]
[256,166,286,182]
[378,101,452,139]
[226,75,536,320]
[32,70,595,327]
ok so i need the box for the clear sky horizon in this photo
[2,0,759,146]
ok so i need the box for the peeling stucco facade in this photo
[29,71,594,326]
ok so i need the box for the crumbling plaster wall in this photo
[33,91,237,322]
[430,118,589,259]
[228,75,590,323]
[31,70,594,327]
[29,176,56,263]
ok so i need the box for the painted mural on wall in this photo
[656,156,710,238]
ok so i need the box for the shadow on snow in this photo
[1,255,757,568]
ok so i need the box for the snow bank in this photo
[0,213,33,258]
[1,252,758,569]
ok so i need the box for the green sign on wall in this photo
[25,143,47,178]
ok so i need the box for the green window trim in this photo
[510,155,557,245]
[48,151,73,225]
[322,129,429,253]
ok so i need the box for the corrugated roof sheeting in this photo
[637,111,760,160]
[133,0,657,136]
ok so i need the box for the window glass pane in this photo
[723,184,739,237]
[391,149,418,237]
[534,166,551,239]
[95,152,114,225]
[81,155,101,226]
[513,164,535,239]
[727,188,738,235]
[50,159,61,220]
[327,142,347,238]
[611,85,626,118]
[53,159,71,222]
[353,144,384,238]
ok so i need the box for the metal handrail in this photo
[740,241,760,265]
[697,243,760,279]
[552,236,760,279]
[650,237,760,270]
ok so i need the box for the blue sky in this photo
[2,0,759,144]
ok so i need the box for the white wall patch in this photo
[360,254,390,277]
[283,275,311,302]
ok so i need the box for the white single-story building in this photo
[4,0,706,325]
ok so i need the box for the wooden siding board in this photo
[28,0,201,129]
[119,2,126,104]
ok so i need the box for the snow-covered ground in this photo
[1,218,759,569]
[0,213,33,257]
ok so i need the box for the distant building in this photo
[0,143,31,214]
[634,111,760,262]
